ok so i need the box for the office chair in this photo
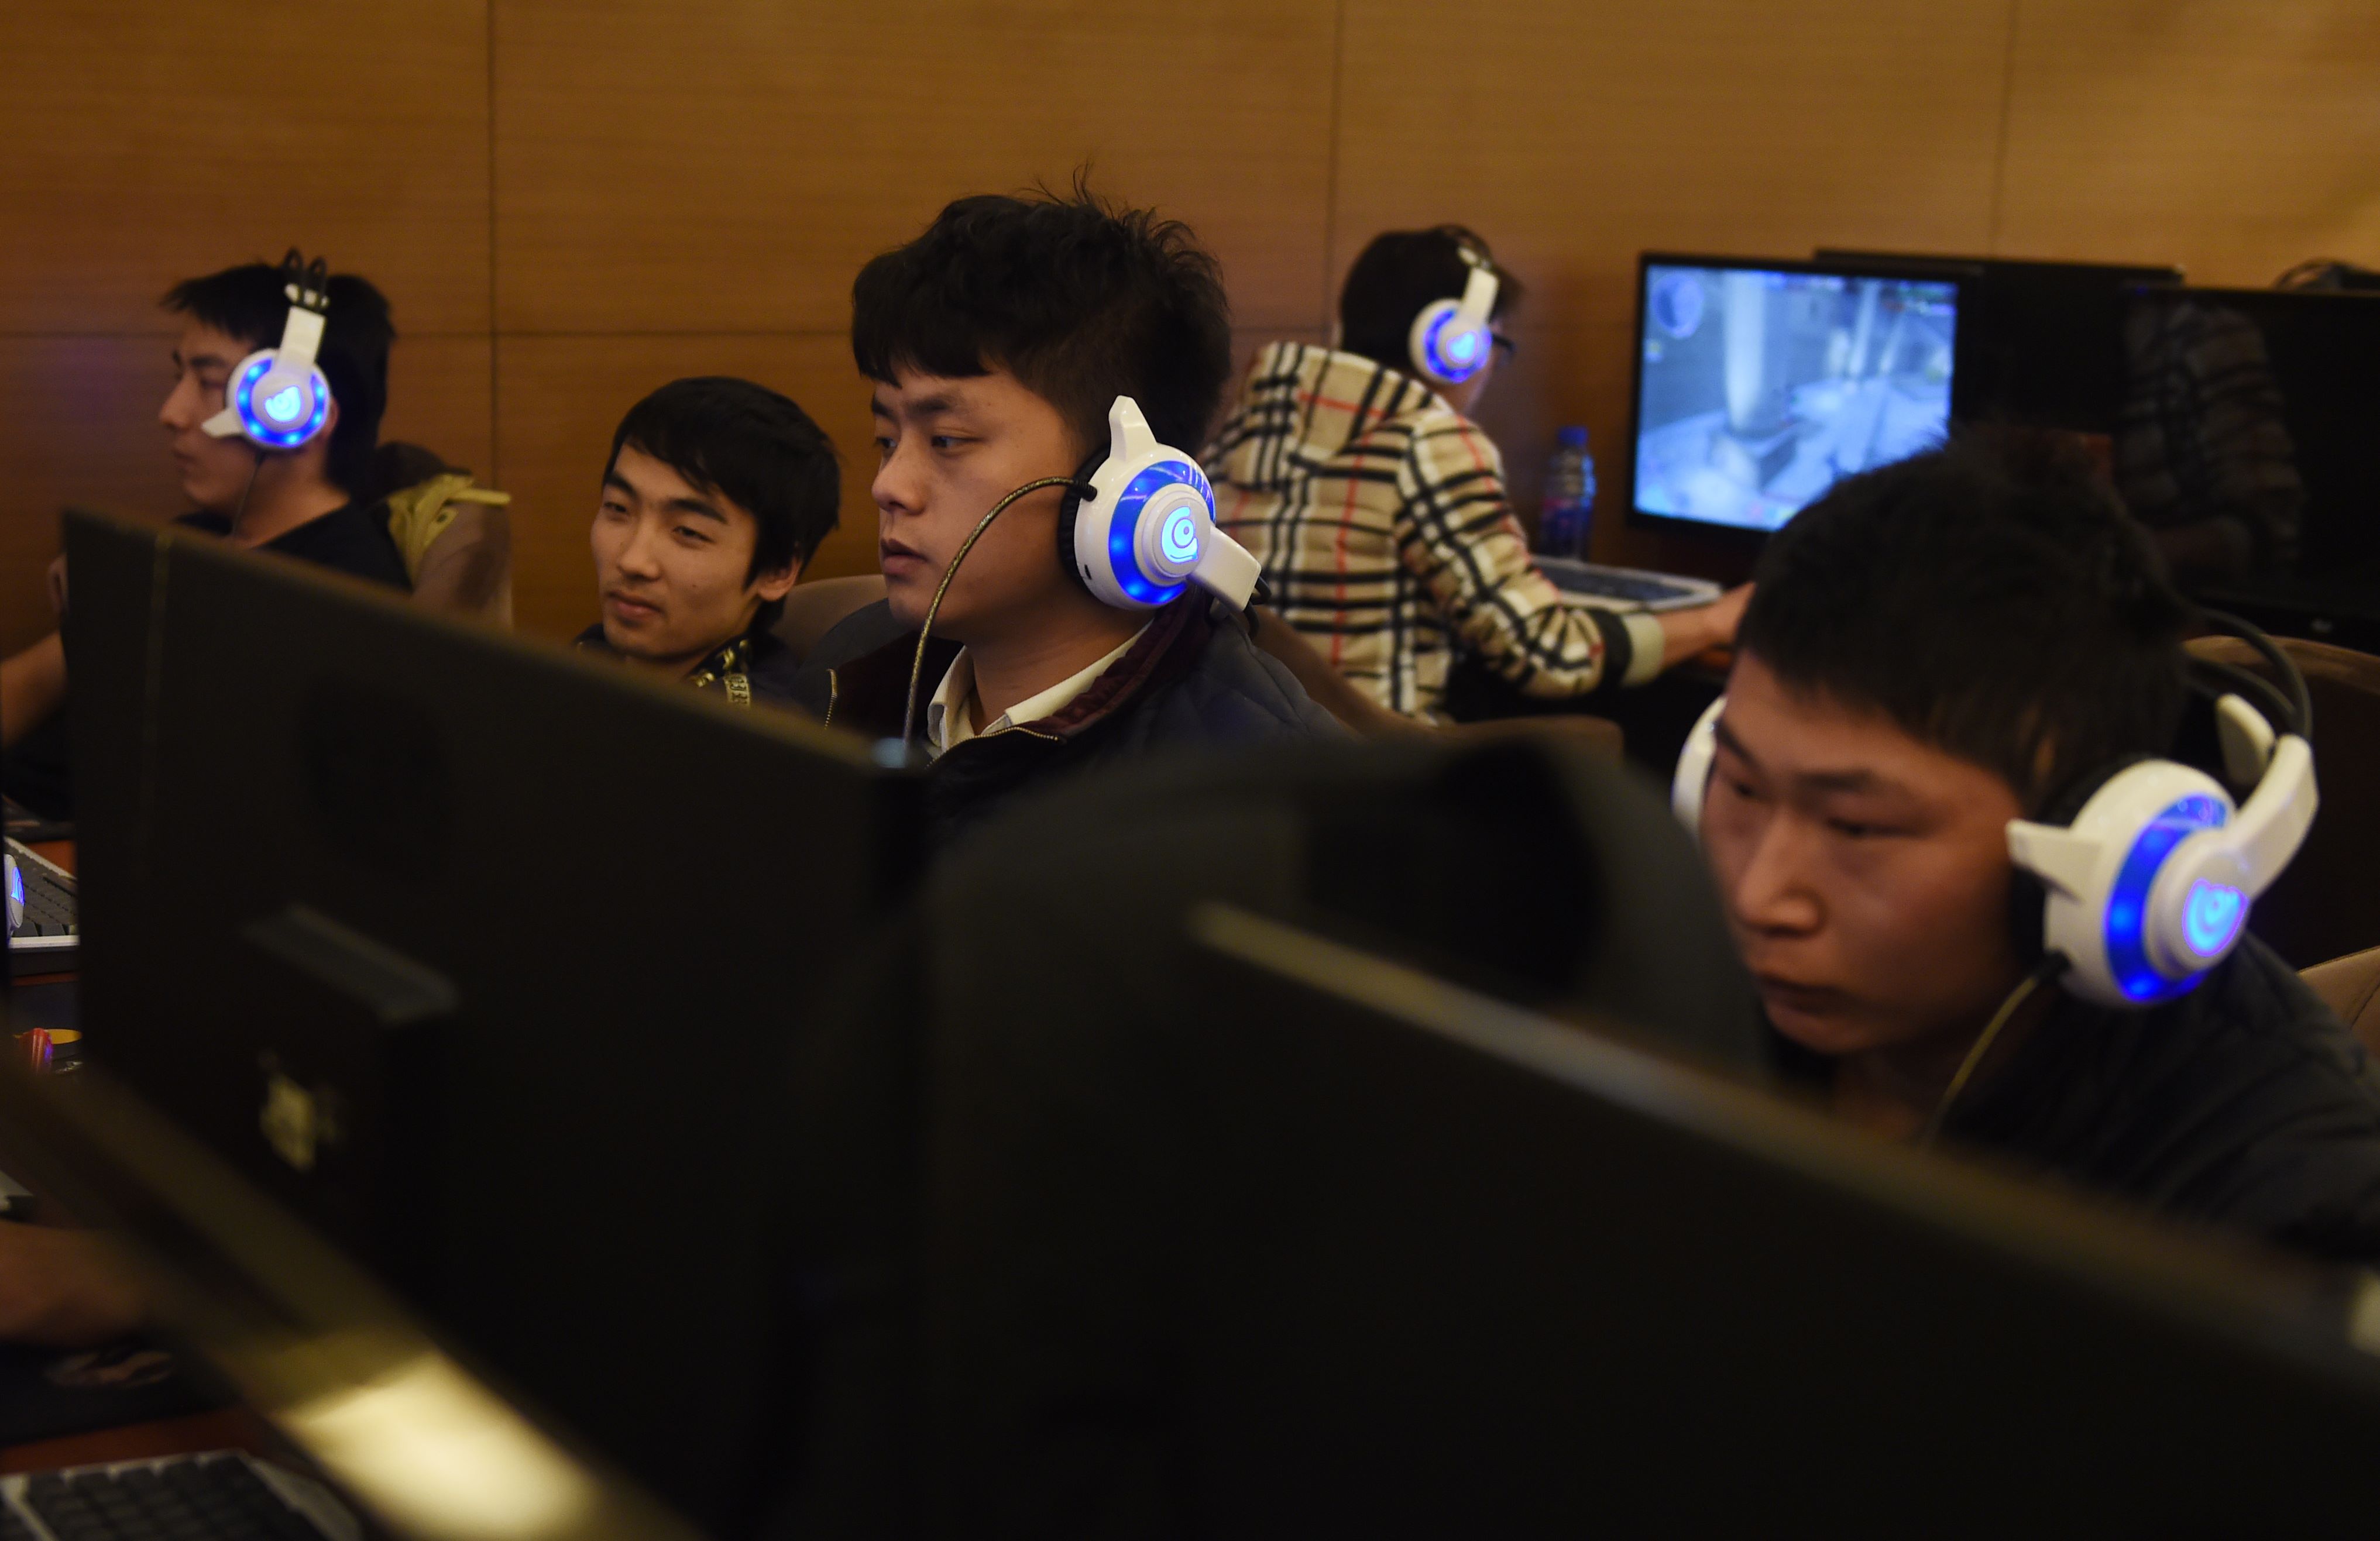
[2186,634,2380,968]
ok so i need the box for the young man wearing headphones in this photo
[1678,434,2380,1261]
[2,254,402,815]
[578,376,837,709]
[1204,226,1747,721]
[796,187,1341,844]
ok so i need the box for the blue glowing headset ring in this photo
[1105,460,1211,607]
[1420,310,1488,383]
[2104,795,2228,1003]
[233,357,329,450]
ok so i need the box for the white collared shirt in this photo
[926,624,1152,759]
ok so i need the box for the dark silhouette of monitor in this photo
[59,507,918,1535]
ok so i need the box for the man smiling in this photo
[797,187,1339,844]
[578,377,839,708]
[1688,435,2380,1262]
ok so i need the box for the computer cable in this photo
[1919,950,2071,1148]
[899,474,1095,762]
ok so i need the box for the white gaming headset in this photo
[202,249,335,452]
[1060,395,1262,612]
[1407,243,1500,388]
[1671,617,2319,1010]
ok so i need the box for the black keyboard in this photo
[0,1452,351,1541]
[5,838,76,978]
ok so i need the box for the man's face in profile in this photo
[159,322,276,511]
[867,366,1091,644]
[1696,651,2032,1058]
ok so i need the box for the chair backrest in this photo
[2187,634,2380,968]
[772,574,887,663]
[376,449,514,624]
[2303,947,2380,1058]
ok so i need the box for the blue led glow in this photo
[1105,461,1211,605]
[2183,880,2246,955]
[233,358,328,449]
[6,865,20,907]
[1420,313,1485,382]
[263,385,303,422]
[2104,794,2228,1003]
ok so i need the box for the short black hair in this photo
[163,260,396,497]
[606,377,841,631]
[850,180,1234,458]
[1338,225,1523,376]
[1737,432,2193,816]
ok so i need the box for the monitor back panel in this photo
[66,511,914,1529]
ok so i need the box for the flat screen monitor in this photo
[1816,249,2184,432]
[1629,253,1963,534]
[60,508,919,1535]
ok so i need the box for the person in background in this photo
[578,377,838,710]
[1206,225,1746,722]
[1,256,403,814]
[1691,432,2380,1263]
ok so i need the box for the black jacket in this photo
[1778,936,2380,1264]
[792,596,1345,847]
[572,624,806,710]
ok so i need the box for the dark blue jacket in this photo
[792,597,1344,848]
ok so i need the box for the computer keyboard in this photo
[0,1452,356,1541]
[1534,558,1722,613]
[5,838,76,978]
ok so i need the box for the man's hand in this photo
[1657,582,1753,670]
[0,1222,146,1347]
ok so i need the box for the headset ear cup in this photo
[2008,754,2153,965]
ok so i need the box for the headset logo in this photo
[1160,507,1200,565]
[262,385,304,424]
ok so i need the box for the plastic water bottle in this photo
[1535,426,1596,558]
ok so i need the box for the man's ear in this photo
[752,558,803,604]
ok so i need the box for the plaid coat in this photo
[1204,342,1659,720]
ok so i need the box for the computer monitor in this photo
[887,892,2380,1528]
[59,508,919,1534]
[2114,285,2380,648]
[1629,253,1965,535]
[1816,249,2185,433]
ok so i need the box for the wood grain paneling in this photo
[0,1,492,335]
[494,336,885,642]
[0,338,186,653]
[1994,0,2380,284]
[490,0,1338,336]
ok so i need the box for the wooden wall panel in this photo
[0,1,492,335]
[1994,0,2380,285]
[490,0,1339,335]
[494,336,887,642]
